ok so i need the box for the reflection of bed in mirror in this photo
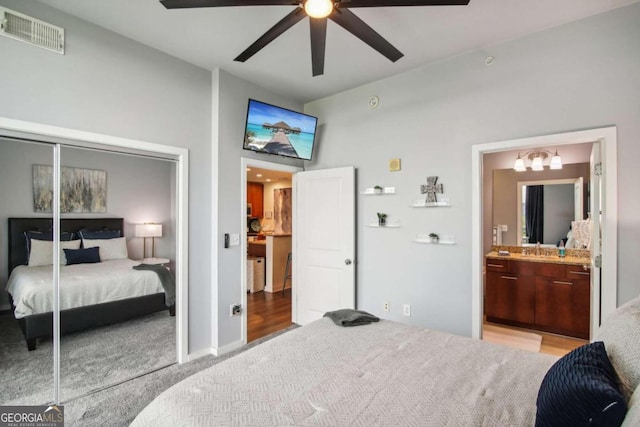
[6,218,173,351]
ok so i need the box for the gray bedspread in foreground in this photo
[132,319,557,426]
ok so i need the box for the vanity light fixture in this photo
[549,150,563,170]
[513,154,526,172]
[513,149,563,172]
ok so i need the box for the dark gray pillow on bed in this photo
[64,247,101,265]
[323,309,380,327]
[536,341,627,427]
[24,230,74,252]
[78,229,121,240]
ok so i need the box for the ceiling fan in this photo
[161,0,470,77]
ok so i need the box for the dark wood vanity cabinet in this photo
[485,258,590,339]
[485,259,535,324]
[534,263,591,339]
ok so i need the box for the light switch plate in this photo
[229,233,240,246]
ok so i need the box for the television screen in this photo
[243,99,318,161]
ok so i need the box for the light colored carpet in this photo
[482,324,543,353]
[64,325,299,426]
[0,309,175,405]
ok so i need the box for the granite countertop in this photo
[485,251,591,266]
[248,240,267,245]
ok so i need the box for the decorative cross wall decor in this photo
[420,176,444,204]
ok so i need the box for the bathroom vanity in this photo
[485,250,591,339]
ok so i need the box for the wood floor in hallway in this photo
[247,289,292,343]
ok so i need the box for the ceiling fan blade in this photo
[161,0,298,8]
[338,0,470,7]
[310,18,327,76]
[234,8,306,62]
[329,8,403,62]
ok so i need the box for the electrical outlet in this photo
[383,302,390,312]
[230,304,242,316]
[403,304,411,317]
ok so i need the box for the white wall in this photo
[213,70,303,349]
[0,140,175,309]
[0,0,212,352]
[305,3,640,336]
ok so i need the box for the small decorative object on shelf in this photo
[429,233,439,243]
[377,212,387,226]
[420,176,444,204]
[374,185,383,194]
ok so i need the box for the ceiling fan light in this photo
[531,156,544,171]
[550,151,563,169]
[514,156,526,172]
[304,0,333,19]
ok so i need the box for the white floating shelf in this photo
[410,200,451,207]
[413,239,456,245]
[361,187,396,195]
[414,234,456,245]
[367,223,401,228]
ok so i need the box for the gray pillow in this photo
[622,384,640,427]
[596,295,640,400]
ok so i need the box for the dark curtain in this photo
[526,185,544,244]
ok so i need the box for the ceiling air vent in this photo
[0,6,64,54]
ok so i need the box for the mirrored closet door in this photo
[1,137,178,407]
[58,145,177,402]
[0,137,55,405]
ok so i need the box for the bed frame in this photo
[8,217,173,351]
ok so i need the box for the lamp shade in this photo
[550,151,563,169]
[135,223,162,238]
[514,156,526,172]
[531,155,544,171]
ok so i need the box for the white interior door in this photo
[293,166,355,325]
[590,142,602,339]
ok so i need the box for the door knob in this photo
[345,259,352,265]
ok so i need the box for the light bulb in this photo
[304,0,333,18]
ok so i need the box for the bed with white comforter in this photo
[133,296,640,426]
[6,259,164,319]
[133,318,558,426]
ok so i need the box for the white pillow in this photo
[28,239,82,267]
[82,237,128,261]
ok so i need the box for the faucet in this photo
[536,242,541,256]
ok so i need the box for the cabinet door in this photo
[247,182,264,218]
[485,271,535,324]
[534,277,590,339]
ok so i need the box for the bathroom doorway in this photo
[471,127,618,353]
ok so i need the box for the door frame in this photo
[471,126,617,341]
[0,116,190,364]
[240,157,302,345]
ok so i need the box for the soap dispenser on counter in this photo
[558,240,566,258]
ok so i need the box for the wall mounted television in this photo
[243,99,318,161]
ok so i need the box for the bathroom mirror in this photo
[516,178,583,246]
